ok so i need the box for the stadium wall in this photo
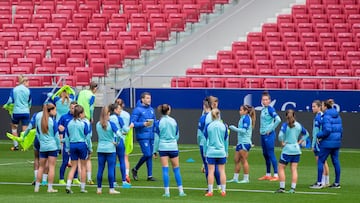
[0,88,359,149]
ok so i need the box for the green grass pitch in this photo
[0,141,359,203]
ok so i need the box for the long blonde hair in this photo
[41,103,55,134]
[99,106,109,130]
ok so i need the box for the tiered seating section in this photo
[0,0,228,87]
[173,0,360,89]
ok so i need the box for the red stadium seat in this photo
[2,24,21,32]
[168,13,187,32]
[16,6,34,14]
[278,23,296,33]
[36,5,54,15]
[264,32,281,42]
[262,23,278,33]
[292,4,307,15]
[350,60,360,71]
[137,31,156,50]
[304,41,320,52]
[104,40,122,50]
[98,31,117,41]
[316,68,334,76]
[346,51,360,62]
[189,77,207,87]
[244,78,263,88]
[224,78,243,88]
[267,41,285,51]
[0,58,14,68]
[249,41,266,52]
[7,50,25,63]
[258,68,275,76]
[151,22,171,41]
[348,14,360,25]
[231,41,248,52]
[263,78,281,89]
[51,13,70,27]
[300,79,319,89]
[0,76,17,87]
[51,49,69,65]
[38,31,57,45]
[221,67,239,75]
[297,23,313,33]
[171,77,189,88]
[327,51,344,61]
[308,4,325,15]
[28,41,47,50]
[237,59,253,69]
[203,68,221,75]
[88,49,106,61]
[207,78,225,88]
[277,14,293,24]
[90,58,108,77]
[86,40,104,50]
[186,68,203,75]
[8,41,26,50]
[293,60,311,70]
[282,32,299,42]
[337,79,356,89]
[314,23,331,33]
[182,4,200,24]
[17,58,36,72]
[106,49,124,68]
[11,66,31,74]
[253,51,270,61]
[234,50,251,60]
[300,32,317,42]
[331,60,348,70]
[130,22,149,34]
[322,42,339,52]
[274,60,291,70]
[270,51,287,61]
[218,59,236,70]
[109,14,128,24]
[108,23,127,32]
[289,51,306,62]
[335,68,352,76]
[56,66,74,76]
[247,32,263,43]
[68,40,86,50]
[26,49,45,65]
[42,58,60,68]
[281,78,299,89]
[66,58,85,68]
[311,14,328,24]
[201,59,218,70]
[333,23,350,34]
[341,42,358,52]
[123,40,141,60]
[34,66,55,85]
[23,23,42,33]
[319,79,338,89]
[74,67,92,86]
[255,59,272,69]
[286,41,303,52]
[79,31,98,41]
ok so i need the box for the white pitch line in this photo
[0,149,200,166]
[0,182,337,195]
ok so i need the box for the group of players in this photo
[5,75,343,196]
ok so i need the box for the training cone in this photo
[186,158,195,163]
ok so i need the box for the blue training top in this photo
[260,106,281,135]
[6,84,32,114]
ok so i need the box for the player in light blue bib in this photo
[275,110,309,193]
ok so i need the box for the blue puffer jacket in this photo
[317,108,342,148]
[131,100,156,140]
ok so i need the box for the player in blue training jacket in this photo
[153,104,186,198]
[258,91,281,181]
[227,104,256,184]
[131,92,156,181]
[310,99,342,189]
[204,108,229,197]
[310,100,329,187]
[274,110,309,193]
[58,101,80,185]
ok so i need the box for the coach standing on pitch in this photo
[131,92,156,181]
